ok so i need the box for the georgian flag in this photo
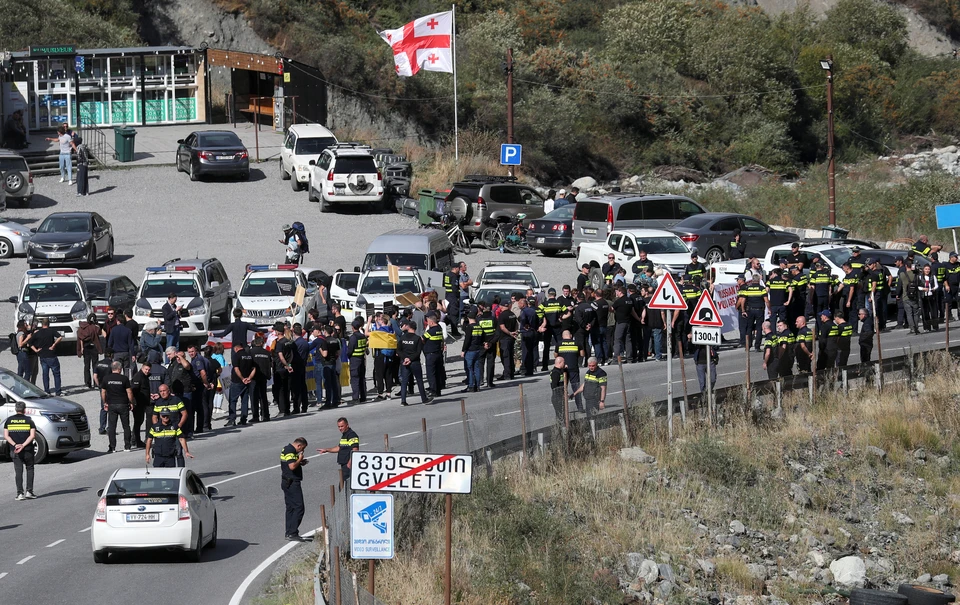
[378,11,453,77]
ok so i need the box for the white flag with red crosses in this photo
[378,11,453,77]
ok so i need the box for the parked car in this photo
[308,143,385,212]
[576,229,704,287]
[133,258,233,339]
[444,175,546,237]
[280,124,338,191]
[0,148,34,207]
[470,261,547,300]
[0,368,91,463]
[668,212,800,265]
[235,264,321,328]
[175,130,250,181]
[11,268,92,342]
[0,216,32,258]
[27,211,114,269]
[91,467,218,563]
[526,205,574,256]
[83,273,139,322]
[571,193,706,248]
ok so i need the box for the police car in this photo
[469,261,548,300]
[133,260,233,339]
[235,264,321,327]
[10,269,91,342]
[346,268,438,322]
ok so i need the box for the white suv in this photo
[348,268,435,322]
[133,260,233,339]
[11,269,91,342]
[307,144,384,213]
[280,124,338,192]
[235,264,321,327]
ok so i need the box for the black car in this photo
[175,130,250,181]
[668,212,800,264]
[526,205,574,256]
[83,273,139,322]
[27,212,114,269]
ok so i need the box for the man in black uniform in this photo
[766,266,792,324]
[776,319,795,377]
[398,320,430,406]
[602,254,621,284]
[318,417,359,486]
[316,326,341,409]
[347,318,368,403]
[678,273,700,345]
[538,289,564,371]
[101,361,134,453]
[787,266,807,331]
[548,357,570,421]
[576,264,591,291]
[4,401,37,500]
[518,297,539,376]
[94,349,114,434]
[794,315,813,373]
[761,322,779,380]
[145,410,193,467]
[250,336,273,422]
[226,342,256,427]
[839,262,862,330]
[497,302,518,380]
[612,286,640,363]
[556,330,583,411]
[946,252,960,321]
[444,264,462,337]
[847,246,866,272]
[280,437,309,541]
[209,308,266,348]
[858,308,874,362]
[422,313,445,396]
[738,274,769,351]
[574,289,596,365]
[817,310,838,371]
[273,323,296,416]
[633,249,655,277]
[684,252,706,288]
[808,258,834,322]
[476,301,498,388]
[911,235,941,258]
[866,258,891,331]
[130,361,152,449]
[835,313,853,367]
[572,357,606,417]
[784,242,804,270]
[727,229,746,260]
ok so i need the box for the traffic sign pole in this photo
[666,310,673,441]
[648,273,687,442]
[706,346,713,426]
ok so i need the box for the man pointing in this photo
[318,417,360,486]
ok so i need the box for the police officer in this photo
[932,252,949,323]
[848,246,866,271]
[911,235,941,258]
[145,410,193,467]
[817,310,838,371]
[776,318,795,377]
[784,242,804,270]
[738,274,769,351]
[761,322,779,380]
[678,273,700,343]
[865,258,891,331]
[250,335,273,422]
[347,318,368,403]
[397,320,431,406]
[684,252,706,288]
[443,264,462,337]
[835,314,853,366]
[572,357,606,417]
[727,229,746,260]
[839,262,862,329]
[538,289,564,371]
[518,297,540,376]
[280,437,309,541]
[787,265,808,331]
[422,313,445,397]
[318,417,359,485]
[808,258,835,321]
[556,330,583,411]
[497,301,518,380]
[476,301,498,388]
[4,401,37,500]
[946,252,960,321]
[94,349,114,434]
[766,266,792,324]
[794,315,813,373]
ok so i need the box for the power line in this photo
[512,76,828,99]
[287,62,455,101]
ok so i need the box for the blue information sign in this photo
[500,144,522,166]
[935,203,960,230]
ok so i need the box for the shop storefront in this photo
[3,45,207,131]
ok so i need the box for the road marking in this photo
[45,539,64,548]
[209,453,323,487]
[439,419,471,428]
[16,556,34,565]
[228,528,318,605]
[0,572,6,580]
[392,431,419,438]
[494,410,521,417]
[78,527,91,533]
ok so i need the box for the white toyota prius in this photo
[91,467,218,563]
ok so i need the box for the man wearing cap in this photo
[911,235,941,258]
[737,274,768,351]
[576,263,591,291]
[817,310,838,371]
[794,315,813,373]
[398,320,430,405]
[346,318,368,403]
[839,262,862,330]
[786,265,808,330]
[538,288,564,371]
[761,321,779,380]
[766,266,792,324]
[443,263,462,338]
[808,257,835,322]
[835,313,853,367]
[685,253,706,288]
[280,437,308,541]
[848,246,866,271]
[461,311,485,392]
[946,252,960,322]
[727,229,746,260]
[554,189,568,209]
[775,318,795,377]
[422,313,446,396]
[782,242,803,270]
[248,337,272,422]
[677,272,700,345]
[865,257,891,331]
[145,410,193,468]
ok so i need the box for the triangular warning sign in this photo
[689,290,724,326]
[647,273,687,310]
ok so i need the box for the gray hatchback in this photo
[668,212,799,265]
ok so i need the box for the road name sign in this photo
[350,451,473,494]
[500,143,522,166]
[936,203,960,230]
[691,326,721,345]
[351,493,395,559]
[648,273,687,310]
[689,291,724,327]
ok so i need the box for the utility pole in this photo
[505,48,514,178]
[822,56,836,226]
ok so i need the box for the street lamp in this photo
[821,56,836,226]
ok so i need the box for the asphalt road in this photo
[0,164,953,604]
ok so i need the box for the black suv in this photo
[444,175,546,237]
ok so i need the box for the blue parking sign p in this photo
[500,144,522,166]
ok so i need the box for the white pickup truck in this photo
[576,229,704,288]
[709,242,869,283]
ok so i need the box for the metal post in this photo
[842,368,848,394]
[706,346,714,426]
[666,309,673,441]
[946,301,951,352]
[484,449,493,477]
[519,384,527,467]
[618,357,631,442]
[537,432,544,456]
[812,320,818,391]
[873,292,883,391]
[775,379,782,413]
[460,399,470,452]
[254,96,260,163]
[368,560,375,597]
[330,485,335,508]
[745,334,751,402]
[384,433,389,450]
[953,228,959,261]
[619,413,629,444]
[444,493,453,605]
[808,375,814,404]
[825,55,836,226]
[339,466,344,491]
[334,546,342,605]
[421,417,428,452]
[563,373,569,431]
[589,418,597,441]
[506,48,514,178]
[678,337,688,425]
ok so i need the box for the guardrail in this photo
[79,124,110,168]
[312,342,957,605]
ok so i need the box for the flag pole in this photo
[452,3,459,162]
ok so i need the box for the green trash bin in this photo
[113,127,137,162]
[418,188,437,225]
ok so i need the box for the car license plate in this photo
[256,318,275,325]
[583,228,598,235]
[125,513,159,522]
[218,155,234,160]
[49,252,65,259]
[536,237,545,244]
[80,431,90,442]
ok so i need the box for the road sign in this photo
[351,493,394,559]
[75,56,85,74]
[350,451,473,494]
[648,273,687,310]
[688,291,724,327]
[691,326,721,345]
[936,203,960,229]
[500,144,522,166]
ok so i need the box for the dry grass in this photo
[253,542,320,605]
[342,352,960,605]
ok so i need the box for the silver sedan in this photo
[0,217,31,258]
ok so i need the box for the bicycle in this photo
[425,210,472,255]
[480,217,506,250]
[482,214,532,254]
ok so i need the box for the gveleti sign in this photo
[350,451,473,494]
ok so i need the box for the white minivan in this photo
[280,124,338,191]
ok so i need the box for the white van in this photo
[280,124,338,191]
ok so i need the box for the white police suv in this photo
[10,269,91,342]
[235,264,320,328]
[133,259,233,339]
